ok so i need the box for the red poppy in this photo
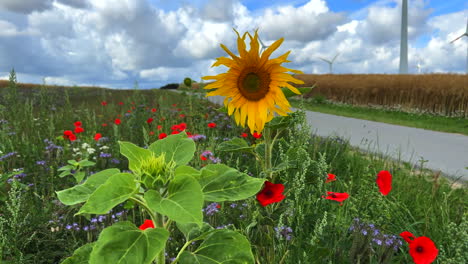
[253,132,262,139]
[132,106,136,110]
[149,131,155,136]
[400,231,416,244]
[322,192,349,206]
[74,127,85,134]
[179,114,185,118]
[74,121,82,127]
[376,170,392,196]
[131,101,135,105]
[325,173,336,183]
[186,132,192,137]
[157,125,162,130]
[101,101,107,106]
[147,118,153,124]
[158,133,167,139]
[241,132,248,138]
[102,123,108,127]
[127,110,132,113]
[256,181,286,207]
[68,134,77,141]
[118,102,124,105]
[63,130,73,137]
[208,122,216,128]
[139,219,154,230]
[408,236,438,264]
[94,133,102,141]
[151,108,157,112]
[172,103,177,107]
[114,119,121,125]
[216,204,221,209]
[200,155,207,161]
[171,130,180,135]
[178,123,187,130]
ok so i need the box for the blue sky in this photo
[0,0,466,89]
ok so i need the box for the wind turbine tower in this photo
[399,0,408,74]
[449,19,468,74]
[318,53,340,73]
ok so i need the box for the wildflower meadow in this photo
[0,29,467,264]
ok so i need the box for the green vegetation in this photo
[0,73,466,263]
[290,96,468,136]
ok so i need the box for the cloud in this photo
[0,0,465,90]
[201,0,235,22]
[0,0,53,14]
[258,0,346,42]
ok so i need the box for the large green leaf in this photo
[61,243,94,264]
[216,137,254,153]
[118,141,151,172]
[89,221,168,264]
[176,222,214,241]
[148,132,195,166]
[197,164,265,202]
[174,165,200,178]
[179,229,254,264]
[76,173,137,215]
[56,168,120,205]
[144,174,203,226]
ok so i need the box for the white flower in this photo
[73,148,80,153]
[87,148,96,154]
[100,146,109,150]
[81,143,90,149]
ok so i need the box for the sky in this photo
[0,0,467,89]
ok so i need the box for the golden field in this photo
[293,74,468,117]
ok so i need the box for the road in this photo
[173,90,468,184]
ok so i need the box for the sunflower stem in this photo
[264,127,273,180]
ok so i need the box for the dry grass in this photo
[0,80,111,90]
[291,74,468,117]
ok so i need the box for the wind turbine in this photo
[317,53,340,73]
[399,0,408,74]
[258,36,270,53]
[449,19,468,74]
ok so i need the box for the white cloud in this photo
[0,0,465,89]
[44,76,75,86]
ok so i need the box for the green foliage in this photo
[179,229,255,263]
[76,173,137,215]
[197,164,265,202]
[184,77,192,88]
[58,159,96,183]
[89,221,169,264]
[144,174,204,226]
[61,243,94,264]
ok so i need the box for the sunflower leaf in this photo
[179,229,254,264]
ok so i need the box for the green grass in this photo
[290,97,468,136]
[0,82,467,264]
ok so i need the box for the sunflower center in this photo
[237,67,270,101]
[416,246,424,253]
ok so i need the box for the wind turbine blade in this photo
[258,37,266,48]
[318,57,331,63]
[450,34,466,43]
[331,53,340,62]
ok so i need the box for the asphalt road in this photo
[173,91,468,183]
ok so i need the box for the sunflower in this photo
[202,29,304,134]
